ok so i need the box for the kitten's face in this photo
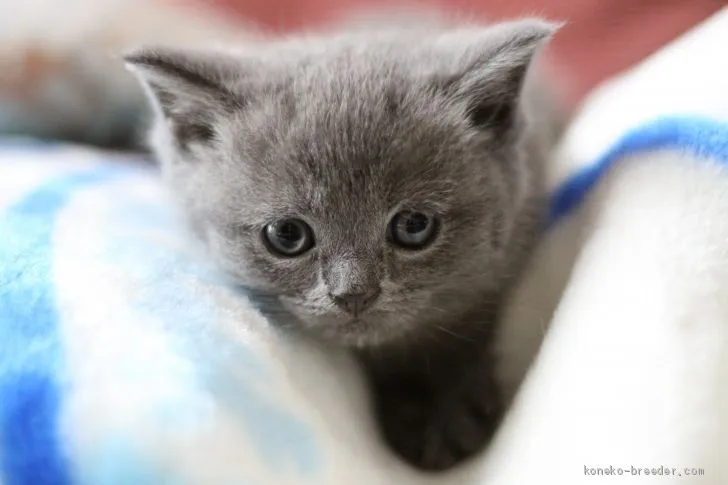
[126,20,555,346]
[201,82,515,346]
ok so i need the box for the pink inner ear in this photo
[204,0,721,109]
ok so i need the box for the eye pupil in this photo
[390,211,438,249]
[404,213,429,234]
[263,219,314,256]
[277,223,301,247]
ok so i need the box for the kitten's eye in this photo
[263,219,314,257]
[389,211,438,249]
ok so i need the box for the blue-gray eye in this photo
[389,211,438,249]
[263,219,314,257]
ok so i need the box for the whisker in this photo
[433,325,478,343]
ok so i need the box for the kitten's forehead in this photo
[224,60,469,222]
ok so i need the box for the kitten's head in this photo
[126,19,557,347]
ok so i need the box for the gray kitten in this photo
[125,17,561,471]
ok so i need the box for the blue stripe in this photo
[549,116,728,225]
[0,138,62,153]
[0,168,120,485]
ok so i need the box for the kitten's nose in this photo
[330,287,381,316]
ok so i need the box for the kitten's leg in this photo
[360,342,503,471]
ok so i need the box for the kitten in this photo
[125,17,561,471]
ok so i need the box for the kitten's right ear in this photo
[433,19,560,138]
[124,47,246,148]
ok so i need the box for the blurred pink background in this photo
[205,0,723,108]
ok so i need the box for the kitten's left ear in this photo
[124,47,247,149]
[435,19,561,135]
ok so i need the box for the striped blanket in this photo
[2,8,728,485]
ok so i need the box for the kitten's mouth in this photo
[309,313,383,346]
[285,300,404,346]
[336,315,374,333]
[325,310,413,348]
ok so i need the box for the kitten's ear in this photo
[124,47,246,148]
[435,19,560,135]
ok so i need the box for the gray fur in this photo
[126,17,561,471]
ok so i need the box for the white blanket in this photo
[489,8,728,484]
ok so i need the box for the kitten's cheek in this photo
[278,295,329,320]
[201,227,270,285]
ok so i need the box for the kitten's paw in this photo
[376,382,501,471]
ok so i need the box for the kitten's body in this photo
[126,16,562,471]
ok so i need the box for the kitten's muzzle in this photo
[329,287,381,317]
